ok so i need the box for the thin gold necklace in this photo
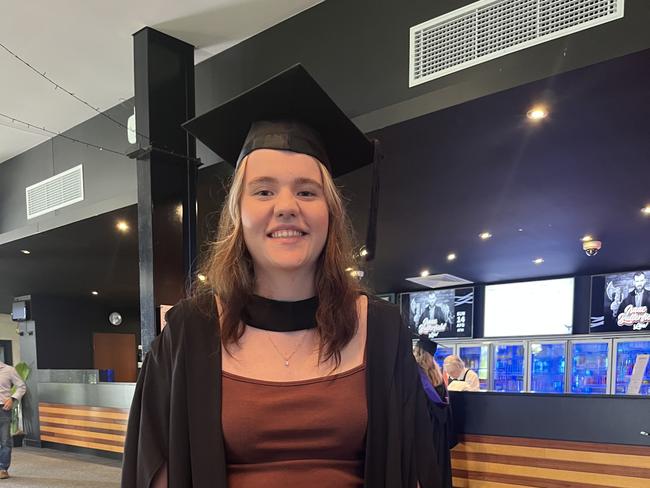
[266,331,310,367]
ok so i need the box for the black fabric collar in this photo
[242,294,319,332]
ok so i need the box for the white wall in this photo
[0,314,20,364]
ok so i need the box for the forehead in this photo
[244,148,323,183]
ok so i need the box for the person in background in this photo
[444,355,480,392]
[611,271,650,317]
[0,361,27,480]
[413,337,455,488]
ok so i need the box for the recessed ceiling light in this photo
[345,267,353,272]
[20,249,30,255]
[517,228,524,232]
[642,205,650,216]
[176,205,183,219]
[91,291,99,296]
[533,258,544,265]
[420,269,430,277]
[581,234,593,242]
[527,106,548,121]
[479,232,492,240]
[447,253,457,261]
[116,221,129,232]
[197,274,207,282]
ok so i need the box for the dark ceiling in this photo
[349,48,650,292]
[0,206,139,313]
[1,48,649,313]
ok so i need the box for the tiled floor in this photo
[5,447,121,487]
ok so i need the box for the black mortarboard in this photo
[416,336,438,356]
[182,64,381,260]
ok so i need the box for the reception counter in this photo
[37,377,135,455]
[449,391,650,487]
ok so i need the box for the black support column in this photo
[133,27,197,352]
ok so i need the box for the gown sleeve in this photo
[121,320,173,488]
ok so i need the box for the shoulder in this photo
[165,293,216,330]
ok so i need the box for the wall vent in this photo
[26,164,84,219]
[406,273,473,289]
[410,0,624,86]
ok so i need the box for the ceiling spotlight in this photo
[116,221,129,233]
[197,274,207,282]
[532,258,544,265]
[91,291,99,296]
[479,232,492,240]
[420,269,430,277]
[580,234,593,242]
[345,267,353,272]
[176,204,183,219]
[20,249,30,255]
[447,253,457,262]
[527,106,548,121]
[642,205,650,216]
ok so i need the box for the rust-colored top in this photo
[222,365,367,488]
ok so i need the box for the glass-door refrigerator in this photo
[492,342,526,392]
[529,341,567,393]
[613,339,650,395]
[434,343,455,369]
[458,343,490,390]
[569,339,611,394]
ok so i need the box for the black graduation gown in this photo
[121,294,442,487]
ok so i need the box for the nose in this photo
[274,189,298,219]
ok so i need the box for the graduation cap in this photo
[416,336,438,356]
[182,64,381,261]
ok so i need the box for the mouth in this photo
[267,229,308,239]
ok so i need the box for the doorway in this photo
[92,333,136,382]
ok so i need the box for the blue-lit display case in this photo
[614,340,650,395]
[459,344,489,390]
[434,344,455,369]
[492,343,526,392]
[529,342,566,393]
[570,341,610,394]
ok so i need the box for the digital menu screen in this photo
[406,287,474,339]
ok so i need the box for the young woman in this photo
[122,65,442,488]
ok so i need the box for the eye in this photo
[297,190,316,197]
[253,189,273,197]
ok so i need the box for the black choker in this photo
[242,295,319,332]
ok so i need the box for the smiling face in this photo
[240,149,329,278]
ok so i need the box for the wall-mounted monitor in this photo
[484,278,574,337]
[590,270,650,333]
[405,287,474,339]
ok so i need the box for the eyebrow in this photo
[247,176,323,188]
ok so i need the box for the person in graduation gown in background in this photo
[413,337,456,488]
[121,65,443,488]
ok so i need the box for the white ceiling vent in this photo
[406,273,473,289]
[26,164,84,219]
[409,0,624,86]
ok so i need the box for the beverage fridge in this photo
[570,340,611,394]
[529,341,566,393]
[458,344,490,390]
[492,342,526,392]
[613,339,650,395]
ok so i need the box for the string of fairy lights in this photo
[0,41,205,165]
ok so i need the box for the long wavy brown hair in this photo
[414,345,444,387]
[195,154,364,366]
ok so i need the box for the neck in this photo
[254,266,317,301]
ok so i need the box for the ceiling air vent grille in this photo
[26,164,84,219]
[410,0,624,86]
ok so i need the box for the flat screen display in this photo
[484,278,574,337]
[601,270,650,332]
[407,287,474,339]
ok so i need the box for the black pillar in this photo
[133,27,197,352]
